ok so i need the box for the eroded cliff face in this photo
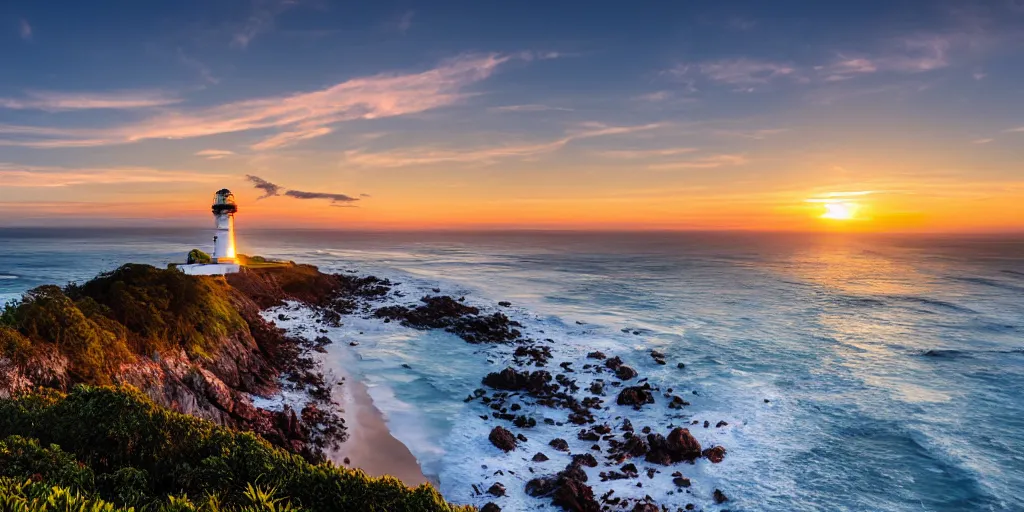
[0,263,357,461]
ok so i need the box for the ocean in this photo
[1,228,1022,511]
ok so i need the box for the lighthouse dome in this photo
[212,189,238,214]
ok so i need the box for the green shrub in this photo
[0,436,95,493]
[3,286,131,383]
[0,386,471,512]
[187,249,212,265]
[62,264,247,358]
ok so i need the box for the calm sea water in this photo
[1,228,1022,511]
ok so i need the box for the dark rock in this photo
[621,463,638,474]
[578,429,601,441]
[549,438,570,452]
[703,420,710,428]
[589,381,604,394]
[533,452,550,462]
[714,489,729,504]
[632,502,659,512]
[525,476,559,497]
[586,351,606,360]
[677,362,685,369]
[673,476,691,487]
[645,428,701,465]
[480,503,501,512]
[498,301,512,307]
[702,445,727,463]
[487,482,506,497]
[572,453,599,468]
[604,356,623,370]
[483,367,555,395]
[615,365,638,380]
[716,420,729,428]
[517,433,528,442]
[616,385,655,408]
[489,426,517,452]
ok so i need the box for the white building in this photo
[179,189,241,276]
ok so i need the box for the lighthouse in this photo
[178,188,242,276]
[211,189,238,264]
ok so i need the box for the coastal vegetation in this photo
[0,385,469,512]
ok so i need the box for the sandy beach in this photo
[329,372,434,488]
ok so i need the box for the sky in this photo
[1,0,1023,232]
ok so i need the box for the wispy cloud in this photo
[231,0,298,49]
[397,10,415,33]
[713,128,789,140]
[245,174,282,199]
[342,122,666,168]
[680,59,798,87]
[0,90,181,111]
[195,149,236,159]
[648,154,749,170]
[0,163,226,187]
[177,49,219,85]
[488,104,573,113]
[597,147,699,159]
[633,91,673,102]
[0,53,518,149]
[972,138,993,144]
[245,174,359,204]
[19,19,32,40]
[1005,126,1024,133]
[284,190,359,204]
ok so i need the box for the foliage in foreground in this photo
[0,386,470,512]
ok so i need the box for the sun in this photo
[821,201,859,220]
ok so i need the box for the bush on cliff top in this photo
[0,385,470,512]
[187,249,212,264]
[1,265,249,382]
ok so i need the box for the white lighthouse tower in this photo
[178,188,241,275]
[211,188,238,264]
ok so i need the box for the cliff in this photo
[0,262,382,461]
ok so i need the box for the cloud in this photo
[341,122,665,168]
[682,59,798,86]
[633,91,673,102]
[972,138,993,144]
[178,49,219,85]
[245,174,360,205]
[397,10,415,33]
[0,90,181,111]
[196,149,236,159]
[1005,126,1024,133]
[250,127,333,150]
[231,0,298,49]
[648,154,749,170]
[284,190,359,203]
[0,163,226,187]
[245,174,283,199]
[19,19,31,40]
[597,147,699,159]
[713,128,789,139]
[0,53,516,149]
[488,104,573,113]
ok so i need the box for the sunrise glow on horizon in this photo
[1,1,1022,233]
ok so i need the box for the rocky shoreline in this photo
[1,260,735,511]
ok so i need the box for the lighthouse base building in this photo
[179,188,243,276]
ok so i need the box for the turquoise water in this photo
[1,228,1022,511]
